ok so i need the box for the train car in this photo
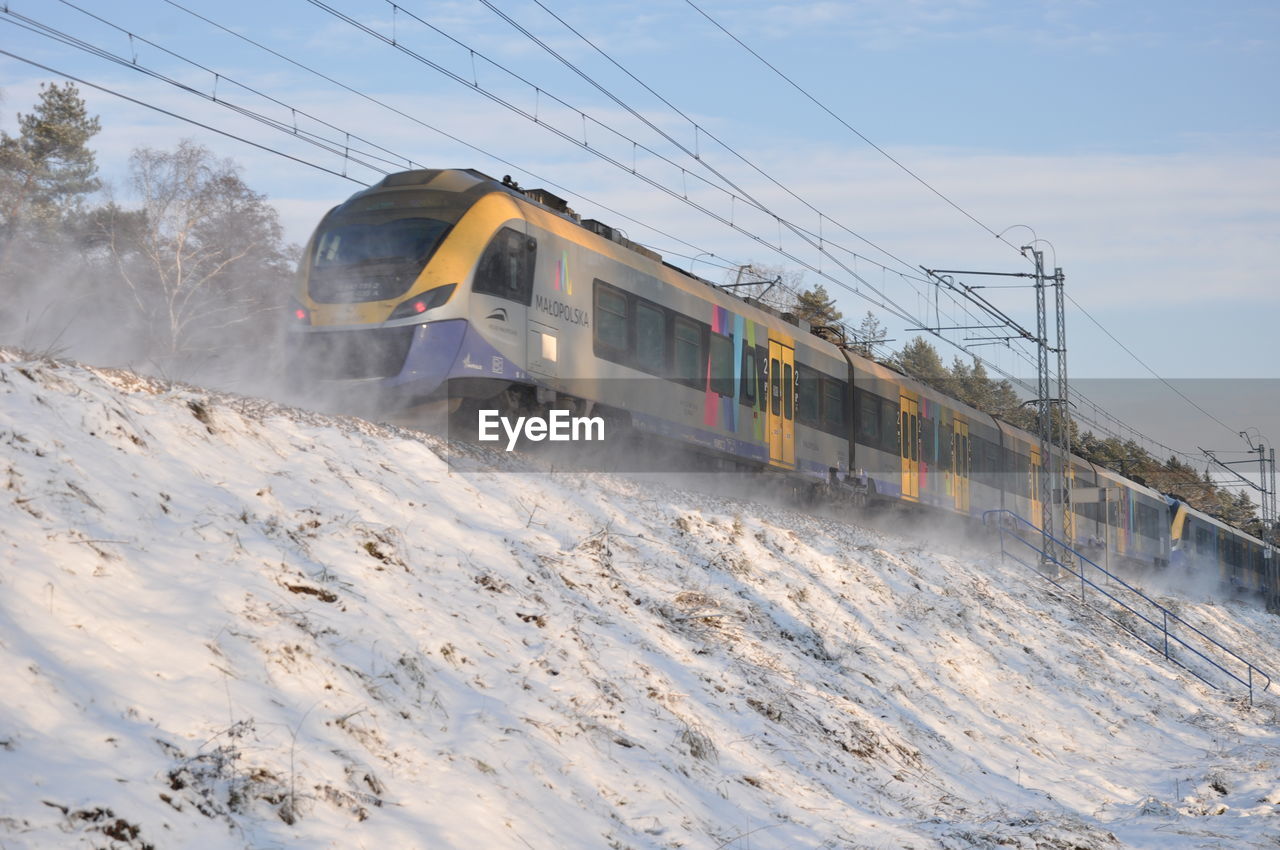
[1067,464,1171,570]
[1171,500,1275,595]
[846,357,1170,570]
[288,168,1247,588]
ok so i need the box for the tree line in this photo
[0,82,293,380]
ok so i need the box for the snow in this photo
[1,349,1278,849]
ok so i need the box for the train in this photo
[286,167,1277,602]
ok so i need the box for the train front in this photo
[287,169,530,413]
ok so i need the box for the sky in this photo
[1,0,1278,467]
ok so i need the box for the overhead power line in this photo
[301,0,942,334]
[0,48,364,185]
[680,0,1247,451]
[481,0,922,281]
[1,7,402,178]
[1066,292,1241,440]
[8,1,736,266]
[157,0,728,264]
[683,0,1014,250]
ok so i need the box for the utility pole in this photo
[1201,435,1278,610]
[1028,247,1058,565]
[1052,261,1071,557]
[1241,434,1278,612]
[921,251,1071,570]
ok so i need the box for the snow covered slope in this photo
[1,351,1278,849]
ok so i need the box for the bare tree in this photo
[112,140,289,360]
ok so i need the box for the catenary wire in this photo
[0,11,398,178]
[477,0,923,281]
[13,1,740,268]
[0,48,365,185]
[154,0,746,265]
[683,0,1014,250]
[680,0,1250,457]
[303,0,941,333]
[1067,292,1241,440]
[311,0,936,294]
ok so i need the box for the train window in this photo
[740,347,757,405]
[594,283,628,360]
[770,358,781,415]
[971,436,994,488]
[634,301,666,374]
[474,226,536,305]
[909,413,918,462]
[900,411,909,459]
[796,366,820,426]
[710,333,734,397]
[1193,527,1207,554]
[783,363,794,420]
[880,398,900,455]
[1224,539,1235,568]
[921,418,935,465]
[856,392,880,446]
[821,378,846,434]
[673,317,704,386]
[1137,503,1159,539]
[310,217,452,303]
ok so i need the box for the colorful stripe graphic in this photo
[554,251,571,294]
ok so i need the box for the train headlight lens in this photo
[389,283,456,320]
[289,300,311,324]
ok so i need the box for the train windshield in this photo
[309,217,451,303]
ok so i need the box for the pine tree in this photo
[792,284,842,328]
[894,336,951,393]
[850,310,887,358]
[0,82,101,239]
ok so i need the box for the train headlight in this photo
[289,299,311,324]
[388,283,457,321]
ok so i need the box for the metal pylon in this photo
[1030,247,1057,565]
[1054,264,1072,563]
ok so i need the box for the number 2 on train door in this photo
[767,339,795,468]
[899,394,919,500]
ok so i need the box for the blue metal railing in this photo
[984,509,1272,704]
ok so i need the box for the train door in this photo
[1029,445,1043,528]
[952,418,970,513]
[767,340,795,468]
[899,393,919,500]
